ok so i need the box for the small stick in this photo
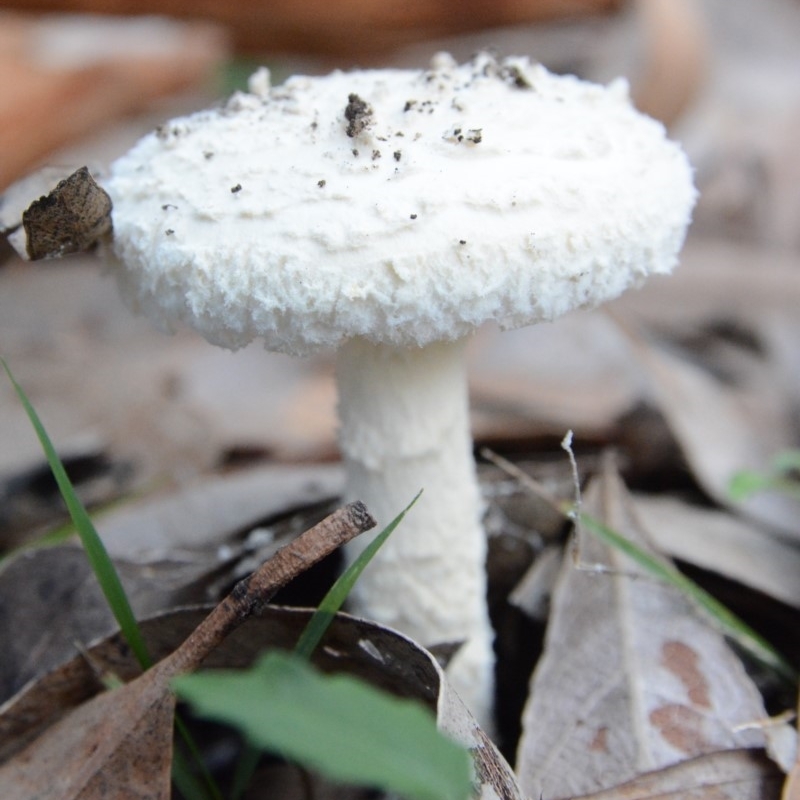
[480,447,567,516]
[164,501,376,676]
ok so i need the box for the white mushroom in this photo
[104,53,696,724]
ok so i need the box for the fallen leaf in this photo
[18,167,112,261]
[577,749,782,799]
[96,461,343,561]
[0,463,344,700]
[782,738,800,797]
[0,502,374,799]
[515,458,784,800]
[613,315,800,540]
[633,494,800,610]
[1,608,523,800]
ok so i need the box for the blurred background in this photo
[1,0,799,534]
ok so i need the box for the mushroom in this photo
[104,52,696,724]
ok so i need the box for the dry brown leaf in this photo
[2,660,177,799]
[515,458,781,800]
[0,463,346,701]
[780,691,800,800]
[613,315,800,540]
[0,503,374,799]
[1,605,523,800]
[96,462,343,560]
[577,749,782,799]
[0,546,131,702]
[633,494,800,611]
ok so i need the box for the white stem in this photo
[336,336,493,724]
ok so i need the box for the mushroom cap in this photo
[106,53,696,355]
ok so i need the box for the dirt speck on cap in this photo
[344,93,372,138]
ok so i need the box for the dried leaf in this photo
[515,459,783,800]
[633,494,800,610]
[0,607,522,800]
[96,462,343,560]
[578,749,782,800]
[0,463,344,699]
[614,316,800,539]
[18,167,112,261]
[1,659,176,800]
[0,503,373,799]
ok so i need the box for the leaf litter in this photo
[514,457,795,799]
[0,502,375,799]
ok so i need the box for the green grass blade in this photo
[729,470,800,501]
[294,490,422,660]
[577,509,798,684]
[174,650,473,800]
[2,358,152,670]
[730,449,800,501]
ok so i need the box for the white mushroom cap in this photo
[106,52,696,355]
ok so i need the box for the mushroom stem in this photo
[336,336,494,722]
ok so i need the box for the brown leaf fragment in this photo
[2,665,176,800]
[612,314,800,540]
[436,680,525,800]
[632,495,800,611]
[1,604,522,800]
[780,692,800,800]
[575,749,782,800]
[20,167,112,260]
[0,502,374,799]
[515,458,782,800]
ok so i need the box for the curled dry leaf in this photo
[0,502,375,799]
[0,611,523,800]
[515,458,790,800]
[17,167,113,261]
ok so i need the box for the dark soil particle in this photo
[230,184,242,194]
[500,65,532,90]
[344,93,372,138]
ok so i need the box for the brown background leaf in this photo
[515,462,785,799]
